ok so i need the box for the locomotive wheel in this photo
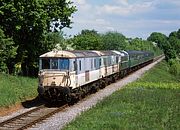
[91,85,97,93]
[65,94,71,103]
[78,93,82,100]
[107,78,111,85]
[112,76,116,83]
[100,80,106,89]
[81,89,86,98]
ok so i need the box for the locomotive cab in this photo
[38,51,77,102]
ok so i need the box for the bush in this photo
[168,59,180,77]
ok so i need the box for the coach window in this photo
[99,59,101,67]
[112,56,115,65]
[91,59,93,69]
[79,60,81,71]
[73,61,77,71]
[116,56,119,64]
[103,57,107,66]
[108,57,111,66]
[94,59,96,68]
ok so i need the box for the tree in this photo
[147,32,167,49]
[72,29,103,50]
[42,31,73,51]
[177,29,180,39]
[0,29,17,73]
[163,41,176,60]
[126,38,152,51]
[102,32,126,50]
[0,0,76,76]
[148,32,176,61]
[169,30,180,57]
[126,38,143,50]
[169,36,180,56]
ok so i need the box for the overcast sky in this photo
[63,0,180,39]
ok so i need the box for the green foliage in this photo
[0,73,37,107]
[125,38,162,56]
[168,59,180,78]
[138,61,178,83]
[0,0,76,76]
[101,31,127,50]
[63,61,180,130]
[42,32,65,51]
[126,38,143,50]
[147,32,167,49]
[42,31,74,51]
[0,29,17,73]
[169,33,180,57]
[72,29,103,50]
[163,41,176,61]
[148,29,180,61]
[70,30,162,56]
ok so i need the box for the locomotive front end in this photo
[38,51,76,102]
[38,70,72,102]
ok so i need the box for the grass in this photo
[0,73,38,107]
[64,61,180,130]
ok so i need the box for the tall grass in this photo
[0,73,38,107]
[64,61,180,130]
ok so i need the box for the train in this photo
[37,50,154,102]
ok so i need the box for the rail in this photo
[0,104,68,130]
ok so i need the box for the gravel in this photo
[0,57,164,130]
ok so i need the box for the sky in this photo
[63,0,180,39]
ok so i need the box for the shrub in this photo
[168,59,180,77]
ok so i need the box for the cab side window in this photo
[73,60,77,71]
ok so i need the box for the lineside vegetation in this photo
[63,61,180,130]
[0,73,37,107]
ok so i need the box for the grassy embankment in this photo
[64,61,180,130]
[0,74,38,107]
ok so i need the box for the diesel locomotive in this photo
[37,50,154,102]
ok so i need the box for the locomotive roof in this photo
[68,50,99,57]
[40,50,99,58]
[40,50,120,58]
[101,51,118,56]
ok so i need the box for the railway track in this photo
[0,104,68,130]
